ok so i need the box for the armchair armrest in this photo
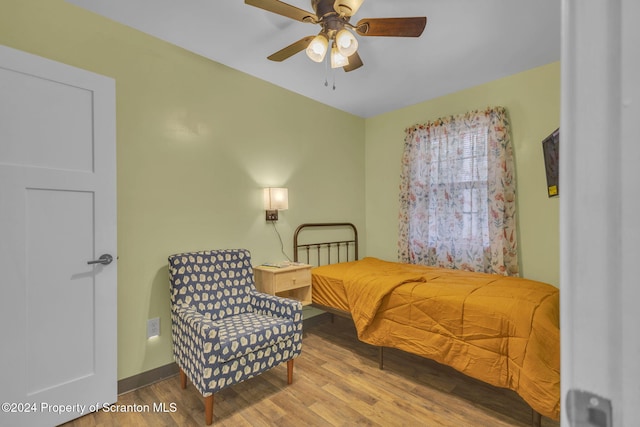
[172,304,222,387]
[249,291,303,322]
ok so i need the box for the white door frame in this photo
[561,0,639,425]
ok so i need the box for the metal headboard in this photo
[293,222,358,265]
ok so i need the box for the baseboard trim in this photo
[117,315,331,395]
[118,362,179,395]
[303,311,332,329]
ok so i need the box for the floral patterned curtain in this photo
[398,106,518,276]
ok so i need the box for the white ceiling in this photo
[66,0,561,118]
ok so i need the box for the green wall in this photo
[1,0,559,382]
[0,0,365,379]
[365,62,560,286]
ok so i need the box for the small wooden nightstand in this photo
[253,263,312,306]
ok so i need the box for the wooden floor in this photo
[62,315,560,427]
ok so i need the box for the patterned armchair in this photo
[168,249,303,425]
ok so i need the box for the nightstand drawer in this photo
[253,264,313,306]
[274,270,311,292]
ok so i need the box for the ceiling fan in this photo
[245,0,427,72]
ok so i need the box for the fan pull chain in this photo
[324,49,329,87]
[321,51,336,90]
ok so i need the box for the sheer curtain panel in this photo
[398,106,518,276]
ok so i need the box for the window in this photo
[398,107,518,276]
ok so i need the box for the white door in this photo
[561,0,640,426]
[0,45,116,426]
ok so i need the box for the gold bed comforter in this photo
[311,257,560,420]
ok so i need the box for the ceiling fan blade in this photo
[343,51,363,72]
[334,0,364,17]
[245,0,318,23]
[355,17,427,37]
[267,36,315,62]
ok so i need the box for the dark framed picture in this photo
[542,128,559,198]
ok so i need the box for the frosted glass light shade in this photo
[335,29,358,57]
[330,46,349,68]
[263,188,288,210]
[306,34,329,63]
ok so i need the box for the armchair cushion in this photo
[213,311,296,363]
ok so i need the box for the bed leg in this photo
[532,409,541,427]
[378,347,384,370]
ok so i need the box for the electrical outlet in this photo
[147,317,160,338]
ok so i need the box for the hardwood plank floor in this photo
[61,316,560,426]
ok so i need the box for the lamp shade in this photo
[263,188,288,210]
[330,45,349,68]
[306,34,329,63]
[335,29,358,57]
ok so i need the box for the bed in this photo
[293,222,560,425]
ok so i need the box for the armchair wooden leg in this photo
[204,395,214,425]
[179,368,187,389]
[287,359,294,385]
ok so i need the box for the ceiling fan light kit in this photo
[245,0,427,74]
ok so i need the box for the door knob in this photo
[87,254,114,266]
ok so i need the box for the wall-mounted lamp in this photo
[263,187,288,221]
